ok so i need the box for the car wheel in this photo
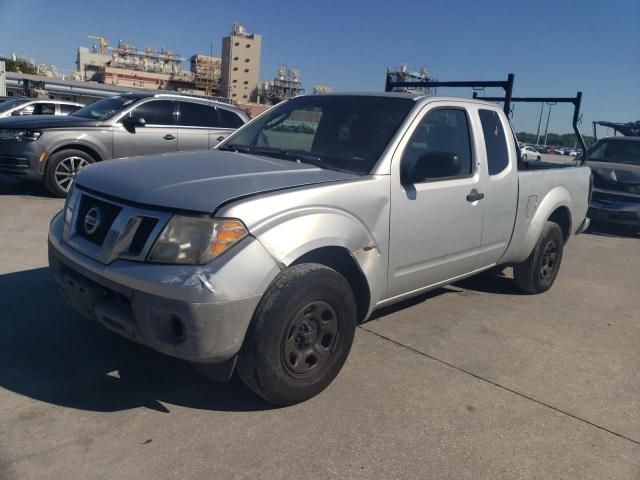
[237,263,357,406]
[44,149,95,197]
[514,221,564,294]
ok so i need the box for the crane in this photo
[87,35,109,55]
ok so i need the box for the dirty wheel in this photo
[514,221,564,294]
[237,263,356,405]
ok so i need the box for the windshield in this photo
[587,139,640,166]
[0,99,29,113]
[219,95,415,175]
[71,95,138,120]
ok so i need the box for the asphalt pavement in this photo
[0,174,638,480]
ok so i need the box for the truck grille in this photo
[64,190,171,264]
[75,195,122,246]
[592,190,639,203]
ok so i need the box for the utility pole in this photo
[543,102,557,146]
[535,103,544,145]
[209,42,213,96]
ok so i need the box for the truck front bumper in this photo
[48,211,280,365]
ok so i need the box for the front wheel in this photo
[44,149,95,197]
[237,263,357,405]
[513,221,564,294]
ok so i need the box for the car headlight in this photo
[148,216,248,264]
[0,129,42,142]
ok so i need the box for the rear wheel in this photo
[237,263,357,405]
[44,149,95,197]
[514,221,564,294]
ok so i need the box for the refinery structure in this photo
[4,23,333,112]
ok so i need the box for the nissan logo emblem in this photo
[84,207,102,235]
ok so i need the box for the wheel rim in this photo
[54,156,90,192]
[540,240,558,281]
[281,300,339,378]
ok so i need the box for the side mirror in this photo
[11,110,26,116]
[404,151,461,184]
[122,116,146,133]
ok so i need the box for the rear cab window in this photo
[478,109,510,175]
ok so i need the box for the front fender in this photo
[252,207,385,314]
[43,131,111,166]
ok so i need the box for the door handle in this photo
[466,189,485,202]
[163,134,176,140]
[216,135,226,142]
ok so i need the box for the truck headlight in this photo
[148,216,248,265]
[0,129,42,142]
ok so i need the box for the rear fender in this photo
[505,186,573,264]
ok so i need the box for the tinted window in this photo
[33,103,56,115]
[218,108,244,128]
[60,104,80,114]
[401,108,472,181]
[588,140,640,166]
[177,102,219,127]
[479,109,509,175]
[130,100,175,125]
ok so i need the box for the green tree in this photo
[5,59,37,75]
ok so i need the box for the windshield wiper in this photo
[219,144,324,166]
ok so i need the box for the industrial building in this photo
[220,23,262,102]
[3,22,333,116]
[190,54,222,96]
[259,65,304,104]
[313,84,333,95]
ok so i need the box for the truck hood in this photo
[0,115,101,129]
[75,150,359,213]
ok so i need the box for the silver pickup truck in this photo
[48,92,591,405]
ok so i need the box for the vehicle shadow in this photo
[366,269,523,324]
[0,174,51,198]
[585,221,639,239]
[453,268,526,296]
[0,266,275,413]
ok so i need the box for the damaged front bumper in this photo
[48,211,280,368]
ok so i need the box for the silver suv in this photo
[0,93,249,196]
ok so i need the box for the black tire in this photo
[44,149,95,197]
[237,263,357,406]
[514,221,564,294]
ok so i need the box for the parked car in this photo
[586,137,640,230]
[0,98,83,118]
[48,93,591,405]
[0,93,249,196]
[521,145,542,161]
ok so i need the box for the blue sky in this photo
[0,0,638,134]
